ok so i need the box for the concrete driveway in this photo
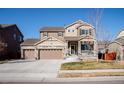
[0,59,124,84]
[0,59,63,83]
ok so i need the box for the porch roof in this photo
[64,36,80,41]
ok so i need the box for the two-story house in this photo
[0,24,24,59]
[21,20,97,59]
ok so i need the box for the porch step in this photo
[64,56,80,62]
[79,54,98,61]
[80,57,97,61]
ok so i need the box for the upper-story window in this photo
[80,29,93,36]
[58,32,63,36]
[72,30,75,32]
[80,29,87,35]
[68,29,75,32]
[86,30,88,35]
[80,29,85,35]
[43,32,48,37]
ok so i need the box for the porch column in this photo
[65,41,68,56]
[21,48,24,59]
[78,41,81,55]
[35,48,38,60]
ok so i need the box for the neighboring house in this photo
[0,24,23,59]
[21,20,97,59]
[97,41,110,53]
[108,29,124,61]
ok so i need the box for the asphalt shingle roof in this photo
[21,39,40,46]
[40,27,65,32]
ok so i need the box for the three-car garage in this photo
[21,37,65,60]
[23,49,64,59]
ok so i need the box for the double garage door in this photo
[39,49,63,59]
[23,49,63,59]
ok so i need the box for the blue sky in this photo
[0,8,124,39]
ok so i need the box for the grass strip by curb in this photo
[61,62,124,70]
[58,72,124,78]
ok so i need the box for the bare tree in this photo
[87,9,114,61]
[88,8,104,40]
[88,8,113,46]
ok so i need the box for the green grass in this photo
[61,61,124,70]
[58,72,124,78]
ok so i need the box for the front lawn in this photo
[61,61,124,70]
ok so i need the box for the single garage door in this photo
[39,49,63,59]
[24,49,35,59]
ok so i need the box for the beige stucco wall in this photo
[40,32,64,40]
[108,42,124,60]
[108,43,122,53]
[38,40,65,46]
[65,23,79,37]
[37,37,65,48]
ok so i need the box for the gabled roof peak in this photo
[64,20,84,28]
[117,29,124,38]
[65,19,94,29]
[75,20,84,24]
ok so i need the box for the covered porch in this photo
[65,40,96,56]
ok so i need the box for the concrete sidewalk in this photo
[0,74,124,84]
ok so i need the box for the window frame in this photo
[72,30,75,32]
[89,29,92,36]
[68,29,75,32]
[58,32,63,36]
[80,29,86,35]
[43,32,48,37]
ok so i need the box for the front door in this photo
[71,45,76,54]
